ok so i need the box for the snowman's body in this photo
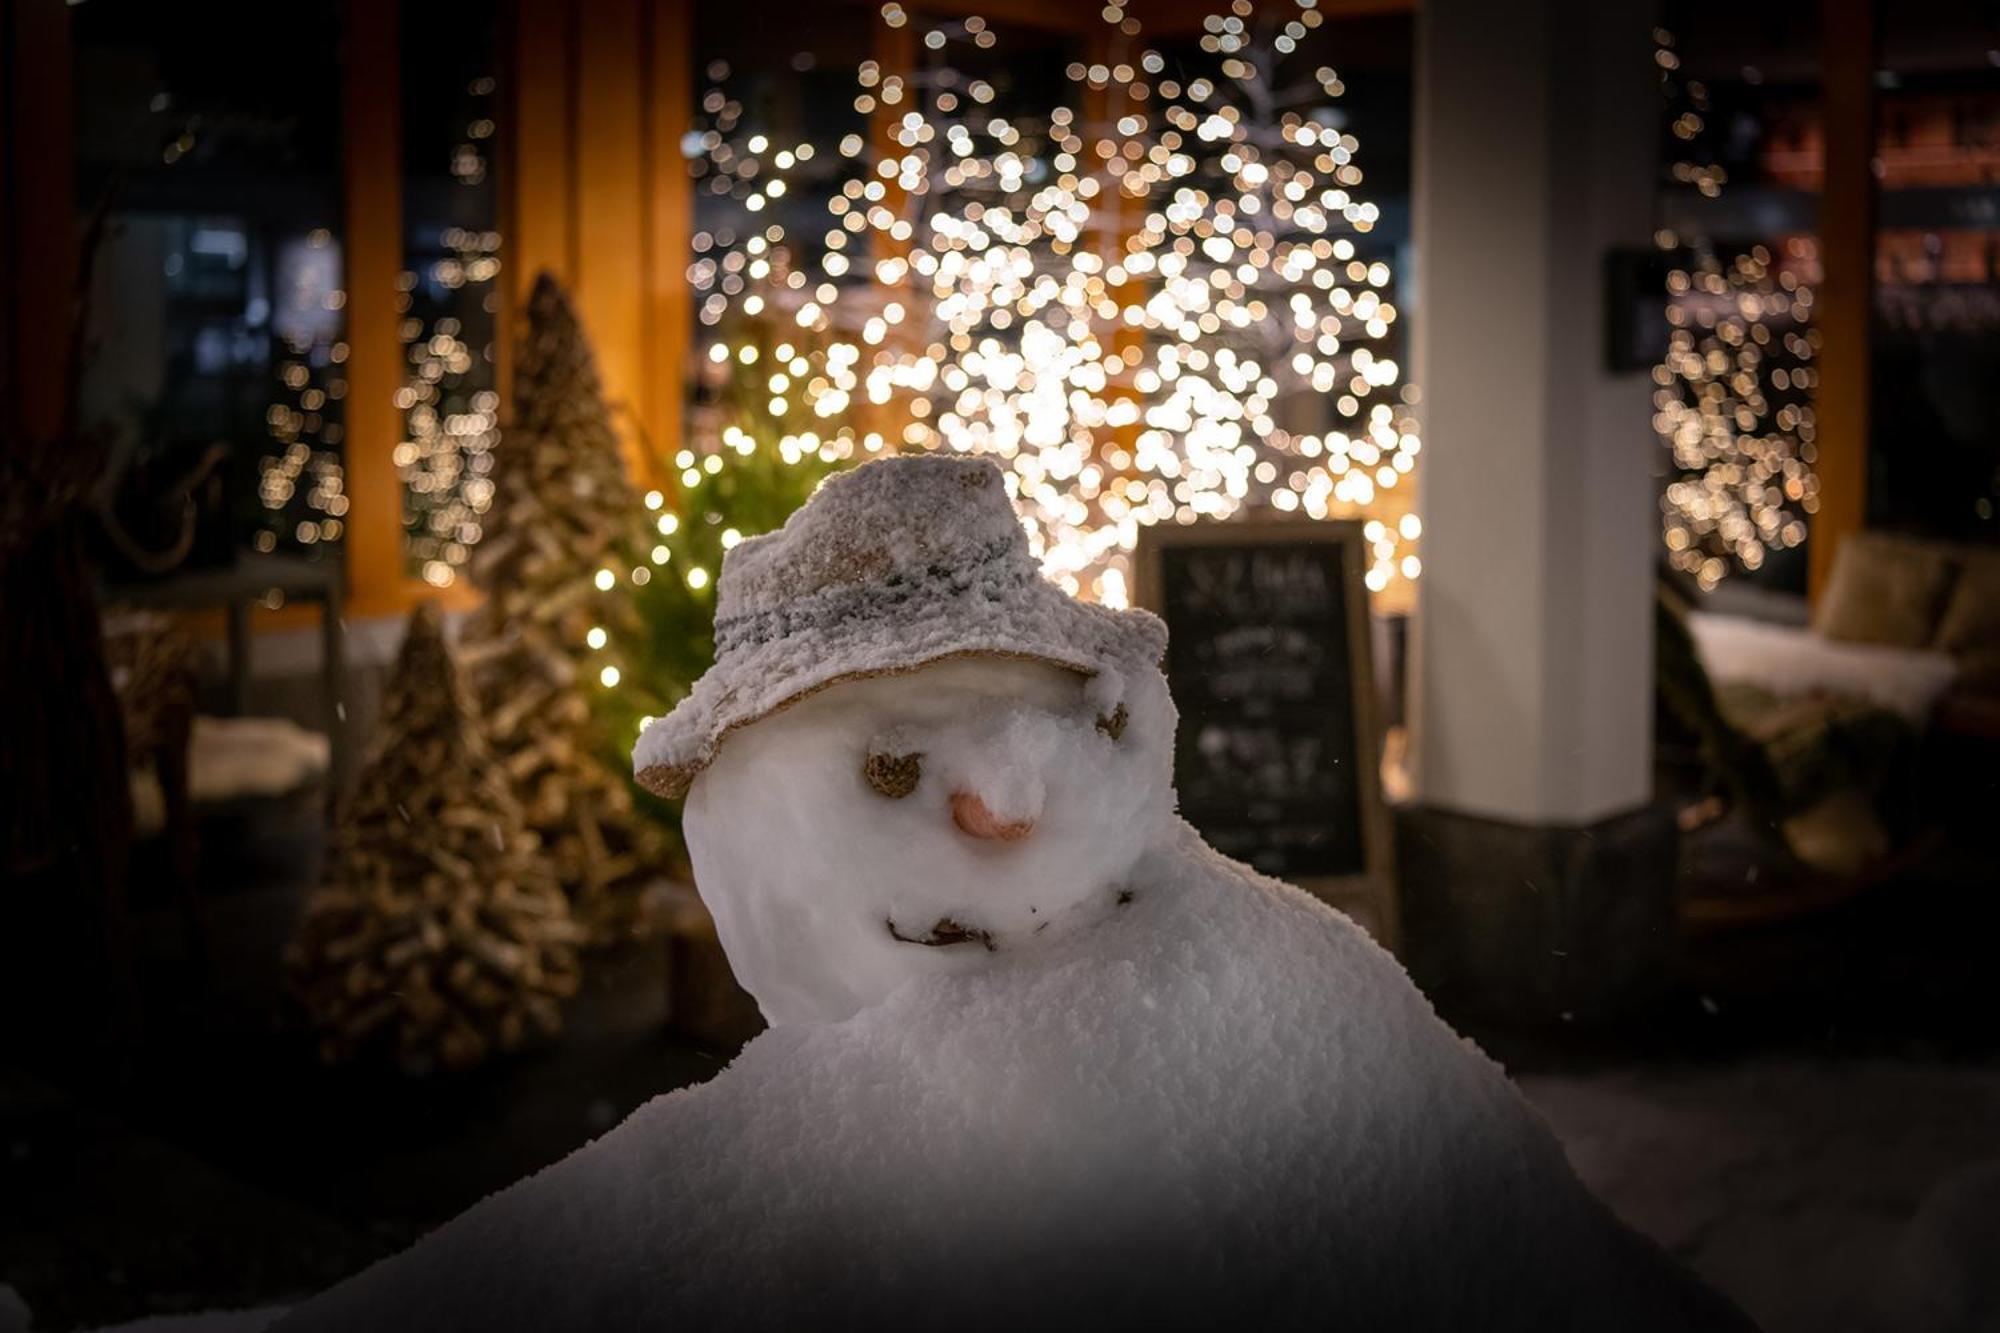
[275,651,1748,1332]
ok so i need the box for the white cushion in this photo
[1688,611,1957,724]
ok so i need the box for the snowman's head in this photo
[683,653,1176,1026]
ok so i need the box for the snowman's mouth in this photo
[885,915,997,952]
[884,889,1137,952]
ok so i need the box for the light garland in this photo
[398,73,503,588]
[689,0,1420,605]
[256,226,350,558]
[1653,237,1822,589]
[1653,26,1820,591]
[686,63,872,475]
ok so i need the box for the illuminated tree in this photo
[289,602,582,1073]
[557,68,863,845]
[587,308,845,788]
[1654,241,1822,590]
[682,0,1422,606]
[1652,25,1821,590]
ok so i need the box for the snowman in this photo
[272,456,1749,1331]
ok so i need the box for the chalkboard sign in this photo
[1135,520,1397,948]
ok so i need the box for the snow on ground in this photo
[88,1311,285,1333]
[1521,1059,2000,1333]
[60,1056,2000,1333]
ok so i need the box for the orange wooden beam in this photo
[865,15,920,448]
[1810,0,1875,605]
[505,0,579,300]
[340,0,413,617]
[871,16,919,264]
[576,0,651,479]
[503,0,682,484]
[642,0,695,476]
[3,0,76,446]
[1083,19,1146,462]
[498,0,569,446]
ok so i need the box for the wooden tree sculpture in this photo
[456,273,663,940]
[289,603,583,1073]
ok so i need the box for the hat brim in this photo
[633,583,1163,800]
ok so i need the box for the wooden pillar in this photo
[340,0,411,617]
[496,0,576,400]
[865,15,918,447]
[870,16,918,267]
[577,0,648,463]
[2,0,75,446]
[1083,21,1146,482]
[642,0,694,475]
[1810,0,1876,604]
[513,0,579,286]
[501,0,689,482]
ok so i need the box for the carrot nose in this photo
[950,791,1035,842]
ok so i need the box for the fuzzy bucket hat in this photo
[633,455,1166,799]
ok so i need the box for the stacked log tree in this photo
[457,272,661,941]
[289,603,582,1073]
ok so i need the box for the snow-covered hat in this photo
[633,455,1166,799]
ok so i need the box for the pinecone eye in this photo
[1095,704,1129,742]
[864,750,922,798]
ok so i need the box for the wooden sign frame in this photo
[1134,518,1399,952]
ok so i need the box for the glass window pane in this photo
[75,0,349,571]
[398,0,502,589]
[1871,5,2000,540]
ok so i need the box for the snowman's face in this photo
[684,656,1177,1027]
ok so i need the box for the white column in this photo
[1410,0,1660,826]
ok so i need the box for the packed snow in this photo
[89,1311,286,1333]
[1688,610,1958,723]
[1892,1160,2000,1333]
[241,457,1753,1327]
[273,650,1747,1331]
